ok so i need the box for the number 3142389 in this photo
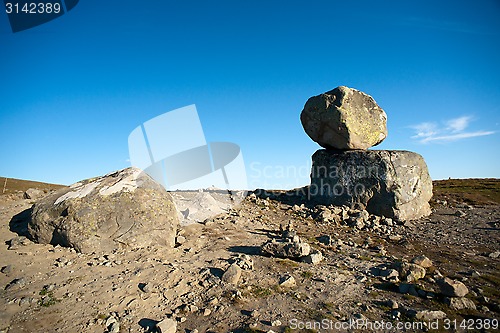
[5,2,62,14]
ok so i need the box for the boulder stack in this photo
[301,86,432,221]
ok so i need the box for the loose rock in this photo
[437,277,469,297]
[28,167,179,253]
[445,297,476,310]
[221,263,242,285]
[156,318,177,333]
[411,255,433,268]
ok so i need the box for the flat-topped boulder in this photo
[300,86,387,150]
[28,167,179,253]
[309,149,432,221]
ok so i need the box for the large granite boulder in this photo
[309,149,432,221]
[300,86,387,150]
[28,167,179,253]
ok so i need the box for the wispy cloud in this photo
[411,116,495,144]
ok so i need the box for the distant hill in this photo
[432,178,500,206]
[1,176,498,206]
[0,176,66,195]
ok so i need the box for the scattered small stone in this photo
[378,268,399,279]
[437,277,469,297]
[386,299,398,309]
[140,283,151,293]
[317,235,334,246]
[270,319,282,327]
[388,235,402,241]
[1,265,13,275]
[445,297,476,310]
[221,263,242,285]
[105,316,119,333]
[4,278,26,291]
[176,236,186,245]
[156,318,177,333]
[250,310,260,318]
[488,251,500,259]
[230,254,254,270]
[396,262,426,282]
[7,236,30,250]
[279,275,296,288]
[411,255,433,268]
[414,310,447,321]
[454,210,466,218]
[202,308,211,316]
[301,250,323,265]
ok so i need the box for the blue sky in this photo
[1,0,499,188]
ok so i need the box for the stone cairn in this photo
[300,86,432,221]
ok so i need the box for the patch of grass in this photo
[478,273,500,299]
[96,313,107,320]
[358,255,372,261]
[301,271,314,279]
[38,288,58,307]
[276,259,300,267]
[0,177,65,195]
[248,285,273,298]
[432,178,500,205]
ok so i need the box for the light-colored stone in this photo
[28,167,179,253]
[24,188,45,200]
[397,263,426,282]
[279,275,296,288]
[300,86,387,150]
[437,277,469,297]
[301,250,323,264]
[411,255,433,268]
[156,318,177,333]
[414,310,447,321]
[222,263,242,285]
[445,297,476,310]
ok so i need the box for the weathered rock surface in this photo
[23,188,45,200]
[300,86,387,150]
[221,263,242,285]
[396,262,426,283]
[437,277,469,297]
[28,167,179,253]
[156,318,177,333]
[445,297,476,310]
[309,149,432,221]
[411,255,433,268]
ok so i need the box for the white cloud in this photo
[446,116,472,133]
[410,116,495,144]
[420,131,495,143]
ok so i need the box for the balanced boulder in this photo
[309,149,432,221]
[300,86,387,150]
[28,167,179,253]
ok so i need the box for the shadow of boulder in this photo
[227,245,262,256]
[138,318,158,332]
[9,207,32,237]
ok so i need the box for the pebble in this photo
[270,319,281,327]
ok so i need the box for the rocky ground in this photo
[0,178,499,333]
